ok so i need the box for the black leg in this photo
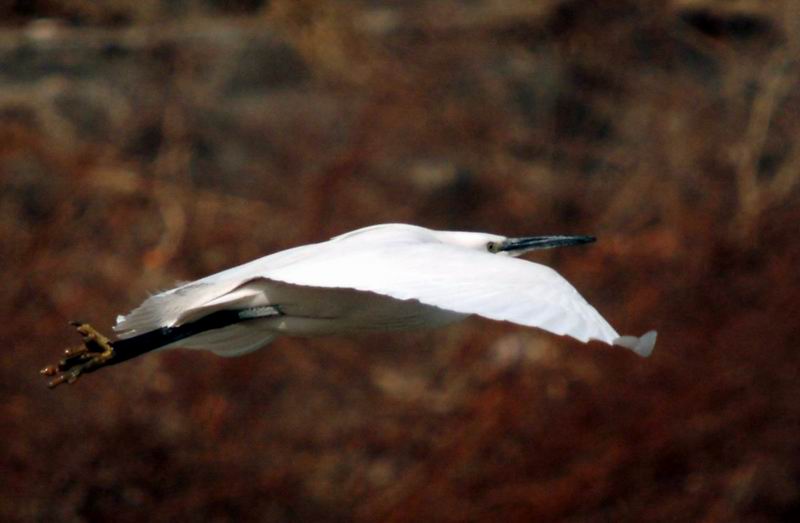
[41,306,282,388]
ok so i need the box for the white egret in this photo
[42,223,656,387]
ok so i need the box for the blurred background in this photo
[2,1,799,521]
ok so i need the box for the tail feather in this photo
[114,281,243,338]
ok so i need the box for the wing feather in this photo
[262,242,621,345]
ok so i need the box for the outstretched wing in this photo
[263,242,624,347]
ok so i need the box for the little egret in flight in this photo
[42,223,656,387]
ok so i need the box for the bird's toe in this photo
[40,322,117,389]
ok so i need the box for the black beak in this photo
[498,235,596,253]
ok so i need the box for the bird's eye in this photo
[487,241,499,253]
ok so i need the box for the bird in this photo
[41,223,656,388]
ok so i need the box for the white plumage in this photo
[113,223,656,357]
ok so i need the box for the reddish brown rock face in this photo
[2,2,799,522]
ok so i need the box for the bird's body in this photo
[43,223,656,387]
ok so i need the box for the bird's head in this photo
[332,224,595,258]
[433,230,596,257]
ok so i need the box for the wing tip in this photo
[613,330,657,357]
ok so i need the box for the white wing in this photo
[262,242,622,346]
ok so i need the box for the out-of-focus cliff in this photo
[2,1,799,521]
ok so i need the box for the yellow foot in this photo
[40,322,117,389]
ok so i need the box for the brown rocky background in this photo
[2,1,799,521]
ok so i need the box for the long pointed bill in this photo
[498,235,596,254]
